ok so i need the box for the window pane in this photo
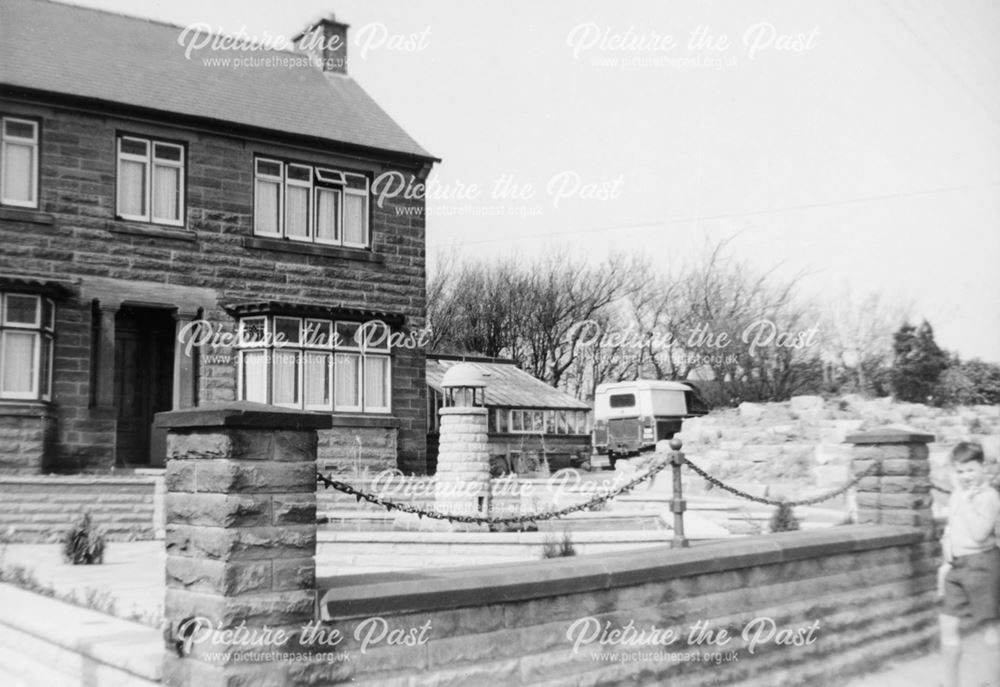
[152,164,181,222]
[239,317,267,346]
[2,141,34,203]
[4,120,36,140]
[42,299,54,330]
[2,331,36,395]
[303,320,332,347]
[153,143,182,162]
[5,294,39,326]
[274,317,300,346]
[316,168,344,185]
[497,409,508,432]
[256,159,281,177]
[343,193,366,245]
[511,411,522,432]
[41,335,52,398]
[119,158,147,216]
[334,352,360,407]
[358,320,390,350]
[364,355,389,409]
[285,185,309,238]
[316,188,340,242]
[254,178,280,233]
[557,411,568,435]
[287,164,311,182]
[545,411,556,434]
[241,351,267,403]
[272,350,299,405]
[335,322,360,349]
[344,173,367,191]
[304,352,331,407]
[120,138,148,156]
[532,411,543,432]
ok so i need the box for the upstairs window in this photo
[254,158,370,248]
[0,293,54,401]
[116,135,185,226]
[1,117,39,208]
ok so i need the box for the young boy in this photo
[938,441,1000,687]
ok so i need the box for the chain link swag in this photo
[316,451,884,524]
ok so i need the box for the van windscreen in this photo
[609,393,636,408]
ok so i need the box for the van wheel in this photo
[608,453,618,470]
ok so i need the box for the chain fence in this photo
[316,445,890,526]
[317,455,671,527]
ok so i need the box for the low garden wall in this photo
[156,403,941,687]
[0,474,163,542]
[317,526,935,686]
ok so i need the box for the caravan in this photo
[592,380,709,467]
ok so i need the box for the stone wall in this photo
[0,406,56,473]
[0,475,160,542]
[316,527,936,686]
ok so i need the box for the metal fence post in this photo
[669,438,688,548]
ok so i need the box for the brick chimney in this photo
[295,14,349,75]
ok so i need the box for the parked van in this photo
[592,380,709,467]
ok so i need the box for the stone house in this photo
[0,0,437,475]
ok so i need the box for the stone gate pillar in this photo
[156,402,331,687]
[434,363,491,527]
[847,427,937,536]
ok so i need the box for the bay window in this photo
[116,135,185,226]
[1,117,39,208]
[253,157,370,247]
[237,315,390,413]
[0,293,54,401]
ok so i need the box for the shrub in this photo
[769,500,800,533]
[62,512,106,565]
[541,530,577,558]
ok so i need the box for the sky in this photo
[56,0,1000,362]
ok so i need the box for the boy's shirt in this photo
[945,484,1000,558]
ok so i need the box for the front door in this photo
[114,306,174,467]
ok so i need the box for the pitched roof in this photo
[426,357,590,410]
[0,0,435,161]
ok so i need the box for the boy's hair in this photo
[951,441,985,465]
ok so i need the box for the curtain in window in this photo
[1,331,35,394]
[343,194,365,244]
[152,165,180,222]
[304,352,330,407]
[272,350,299,405]
[364,355,388,409]
[241,351,268,403]
[316,188,339,242]
[285,186,309,238]
[119,159,147,216]
[1,141,33,203]
[334,352,360,408]
[255,179,280,233]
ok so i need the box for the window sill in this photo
[0,207,55,225]
[330,414,400,429]
[243,237,383,263]
[0,401,55,417]
[106,221,197,242]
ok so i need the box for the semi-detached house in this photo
[0,0,437,475]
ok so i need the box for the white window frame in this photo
[252,159,370,248]
[342,173,370,249]
[116,135,185,227]
[253,158,283,238]
[235,315,390,414]
[0,294,54,401]
[284,164,313,242]
[1,117,39,208]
